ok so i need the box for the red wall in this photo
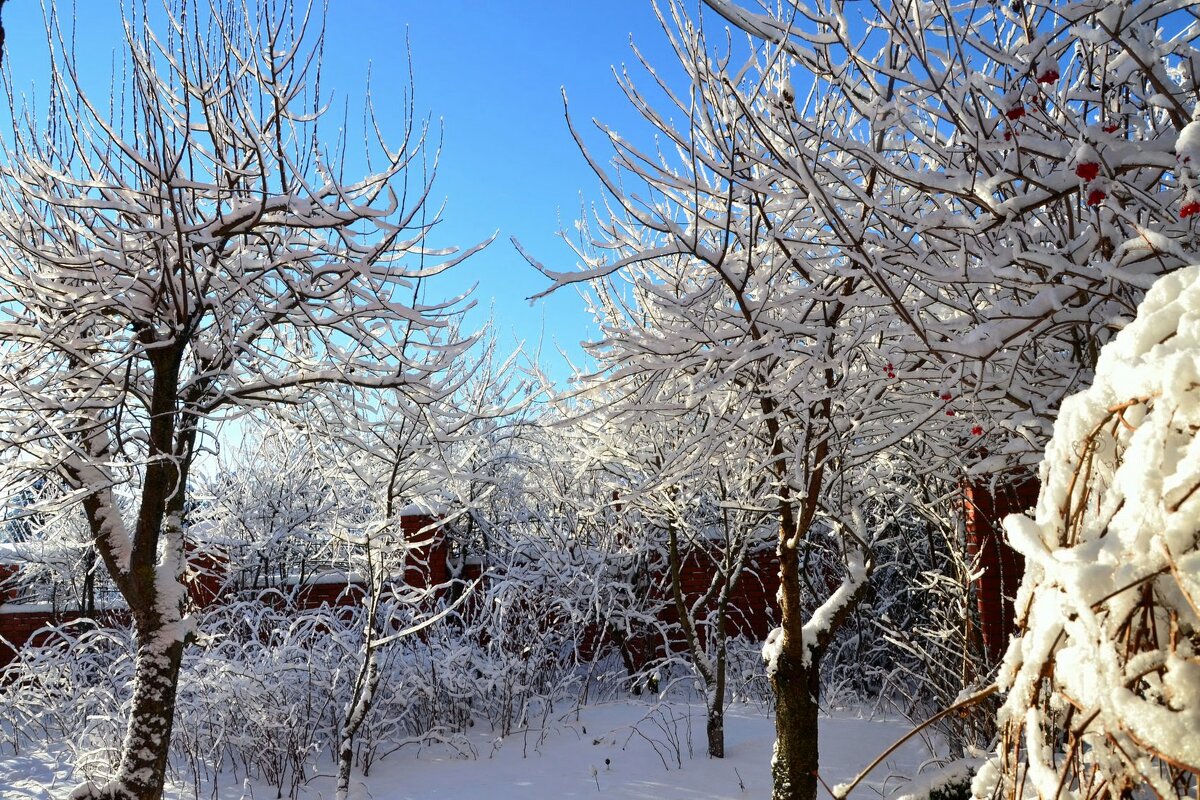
[0,519,779,672]
[964,476,1039,663]
[0,608,131,669]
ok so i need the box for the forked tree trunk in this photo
[71,409,194,800]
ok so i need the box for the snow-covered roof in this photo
[397,499,450,518]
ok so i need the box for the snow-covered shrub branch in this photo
[974,265,1200,800]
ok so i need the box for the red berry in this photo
[1036,69,1059,84]
[1006,106,1026,120]
[1003,131,1013,141]
[1102,124,1119,133]
[971,425,984,436]
[1075,162,1100,181]
[1087,189,1106,206]
[886,363,894,371]
[940,393,952,401]
[1181,201,1200,218]
[945,410,956,416]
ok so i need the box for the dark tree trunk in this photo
[69,359,196,800]
[115,630,187,800]
[770,648,821,800]
[707,698,726,759]
[82,544,97,616]
[666,518,731,760]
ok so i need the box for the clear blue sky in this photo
[384,2,683,382]
[1,1,703,385]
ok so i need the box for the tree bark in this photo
[772,526,823,800]
[707,698,726,759]
[115,631,187,800]
[770,647,821,800]
[336,646,379,800]
[666,519,729,759]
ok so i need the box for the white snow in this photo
[981,264,1200,798]
[1177,116,1200,164]
[0,701,934,800]
[800,544,869,668]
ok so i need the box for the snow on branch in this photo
[976,264,1200,800]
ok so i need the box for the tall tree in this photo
[0,2,482,798]
[677,0,1200,796]
[530,5,908,795]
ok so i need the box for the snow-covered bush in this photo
[726,634,775,711]
[175,602,347,798]
[974,266,1200,800]
[467,567,582,737]
[866,497,997,756]
[0,622,133,782]
[0,596,489,798]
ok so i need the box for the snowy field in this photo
[0,702,934,800]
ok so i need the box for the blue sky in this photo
[392,2,682,382]
[1,1,699,385]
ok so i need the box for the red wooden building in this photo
[2,489,1033,671]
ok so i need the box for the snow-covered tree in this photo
[703,0,1200,467]
[569,377,777,758]
[194,427,345,593]
[974,265,1200,800]
[607,1,1200,793]
[296,336,529,800]
[529,5,925,794]
[0,2,482,797]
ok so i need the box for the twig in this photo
[833,684,999,799]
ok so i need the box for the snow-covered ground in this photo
[0,702,934,799]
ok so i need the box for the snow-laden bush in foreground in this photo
[974,266,1200,800]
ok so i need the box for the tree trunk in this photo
[770,647,821,800]
[336,645,379,800]
[82,545,97,616]
[114,629,187,800]
[770,473,827,800]
[707,613,728,759]
[706,697,726,759]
